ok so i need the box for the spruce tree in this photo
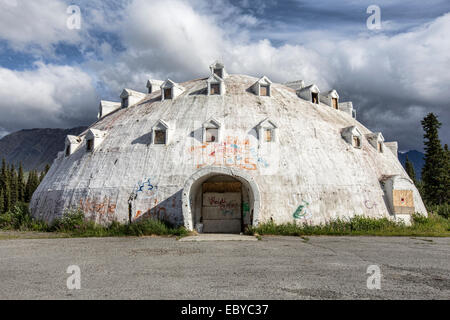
[421,113,447,205]
[10,164,18,208]
[405,155,417,185]
[18,163,25,202]
[0,189,4,214]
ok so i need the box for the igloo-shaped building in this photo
[30,62,427,233]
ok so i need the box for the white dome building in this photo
[30,62,427,233]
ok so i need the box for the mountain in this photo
[0,127,88,171]
[399,150,425,180]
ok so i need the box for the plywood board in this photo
[393,190,415,214]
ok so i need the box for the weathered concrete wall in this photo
[30,74,427,229]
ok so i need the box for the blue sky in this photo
[0,0,449,151]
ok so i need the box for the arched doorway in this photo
[182,167,261,233]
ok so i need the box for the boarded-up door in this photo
[202,182,242,233]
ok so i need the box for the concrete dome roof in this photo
[30,72,426,230]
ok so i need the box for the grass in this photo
[246,214,450,237]
[0,205,189,239]
[1,203,449,239]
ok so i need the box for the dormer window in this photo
[203,118,221,143]
[209,61,227,79]
[320,90,339,109]
[152,120,169,145]
[298,84,320,105]
[252,76,272,97]
[365,132,385,153]
[206,74,225,96]
[147,80,163,94]
[161,79,184,101]
[342,126,363,149]
[257,118,277,144]
[120,89,146,108]
[65,135,82,157]
[84,129,107,153]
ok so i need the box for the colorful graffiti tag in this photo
[78,197,117,222]
[188,136,269,170]
[292,200,312,220]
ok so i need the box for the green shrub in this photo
[247,214,450,237]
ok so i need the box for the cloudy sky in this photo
[0,0,449,151]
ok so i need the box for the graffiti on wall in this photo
[293,201,312,219]
[206,195,240,215]
[288,195,312,220]
[188,136,269,170]
[78,197,117,222]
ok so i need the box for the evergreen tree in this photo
[0,158,6,190]
[405,155,417,185]
[18,163,25,202]
[421,113,447,205]
[0,188,4,214]
[4,179,11,213]
[10,164,18,208]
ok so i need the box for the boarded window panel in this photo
[378,142,383,152]
[87,139,94,151]
[206,128,218,142]
[393,190,415,214]
[260,85,269,96]
[154,130,166,144]
[164,88,172,99]
[265,129,273,142]
[332,98,339,109]
[210,84,220,95]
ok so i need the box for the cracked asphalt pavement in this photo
[0,236,449,299]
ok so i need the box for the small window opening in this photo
[164,88,172,100]
[122,97,129,108]
[148,87,152,94]
[65,145,70,157]
[154,130,166,145]
[206,128,218,143]
[210,84,220,95]
[312,92,319,104]
[86,139,94,152]
[214,68,223,78]
[260,85,269,97]
[332,98,339,110]
[378,142,383,153]
[265,129,273,142]
[353,136,361,148]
